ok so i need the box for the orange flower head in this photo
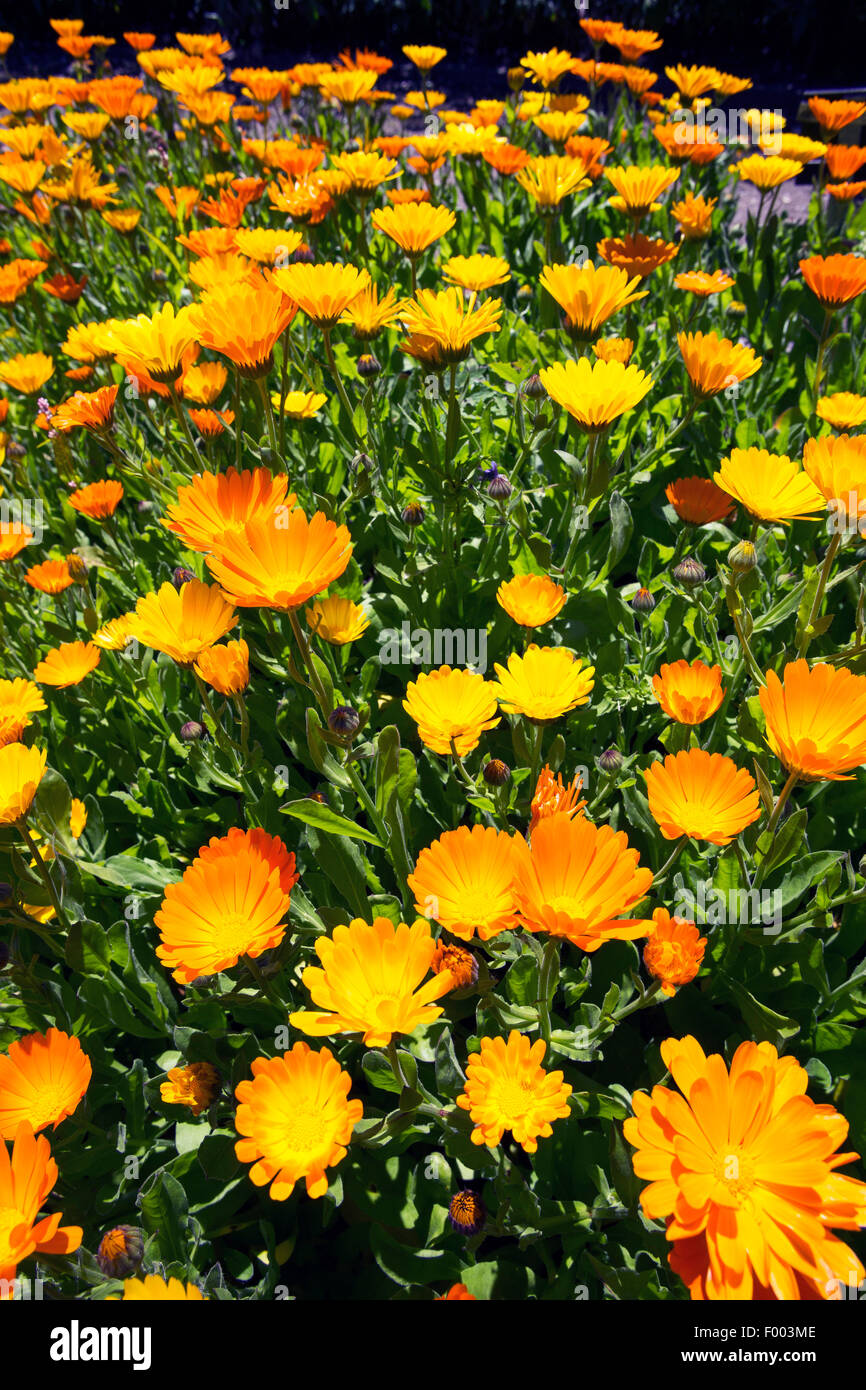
[289,917,453,1046]
[67,479,123,519]
[540,261,647,340]
[430,942,478,992]
[511,812,653,950]
[128,579,237,665]
[32,642,100,688]
[803,433,866,520]
[652,659,725,724]
[456,1032,572,1152]
[198,825,299,897]
[0,1123,82,1284]
[496,574,566,627]
[160,1062,220,1116]
[400,287,502,364]
[0,1029,91,1138]
[799,253,866,311]
[808,96,866,135]
[234,1043,363,1200]
[643,909,706,995]
[205,507,352,611]
[189,275,298,377]
[194,638,250,695]
[624,1035,866,1300]
[592,336,634,364]
[759,660,866,781]
[25,560,73,595]
[597,232,679,278]
[665,475,735,525]
[674,270,735,297]
[155,841,293,984]
[408,824,519,941]
[162,466,295,554]
[0,680,46,748]
[529,764,587,832]
[678,330,762,398]
[270,260,369,327]
[645,748,761,845]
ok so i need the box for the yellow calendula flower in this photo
[713,447,825,525]
[541,356,653,431]
[306,595,370,644]
[540,261,647,340]
[492,645,594,721]
[456,1031,572,1152]
[272,390,328,418]
[442,254,510,291]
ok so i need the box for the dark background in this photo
[5,1,865,119]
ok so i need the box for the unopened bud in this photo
[329,705,360,738]
[598,747,623,774]
[180,720,205,742]
[728,539,757,574]
[66,554,89,583]
[631,587,655,613]
[173,566,195,588]
[522,372,546,400]
[488,474,512,500]
[672,556,706,587]
[483,758,511,786]
[401,502,425,527]
[357,353,381,379]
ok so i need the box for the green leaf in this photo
[724,978,800,1044]
[138,1171,190,1266]
[280,797,384,846]
[370,1224,461,1289]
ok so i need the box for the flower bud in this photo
[401,502,425,527]
[329,705,360,738]
[483,758,511,786]
[631,587,655,613]
[96,1225,144,1280]
[350,451,373,474]
[522,372,546,400]
[488,474,512,500]
[66,553,89,583]
[180,720,205,742]
[507,67,526,92]
[447,1187,486,1235]
[728,539,757,574]
[173,566,196,588]
[357,353,381,379]
[672,556,706,587]
[598,747,623,773]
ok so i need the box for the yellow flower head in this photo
[714,447,825,524]
[400,287,502,364]
[492,644,594,721]
[540,260,647,340]
[289,917,453,1046]
[456,1031,572,1152]
[541,356,653,431]
[496,574,567,627]
[403,665,500,755]
[128,578,238,665]
[371,201,456,256]
[306,595,370,644]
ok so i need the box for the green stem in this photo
[797,531,841,660]
[16,817,69,931]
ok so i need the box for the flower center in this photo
[492,1077,535,1125]
[281,1106,329,1153]
[213,915,256,952]
[24,1083,71,1129]
[712,1149,756,1201]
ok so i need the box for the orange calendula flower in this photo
[403,44,447,71]
[0,1123,83,1285]
[714,447,825,525]
[109,302,199,384]
[678,330,762,398]
[0,352,54,395]
[605,163,679,217]
[759,660,866,781]
[645,748,761,845]
[370,201,455,257]
[431,942,478,992]
[803,433,866,524]
[529,764,587,831]
[33,642,101,688]
[402,666,500,756]
[194,638,250,696]
[289,917,452,1046]
[400,287,502,365]
[160,1062,221,1116]
[674,270,735,297]
[592,335,634,364]
[540,261,647,340]
[643,909,706,996]
[436,1282,477,1300]
[671,191,716,240]
[206,508,352,611]
[181,361,228,405]
[665,476,735,525]
[597,231,679,279]
[492,645,594,721]
[735,153,803,189]
[624,1035,866,1300]
[162,466,295,554]
[799,253,866,311]
[155,841,293,984]
[496,574,566,627]
[306,595,369,644]
[408,824,519,941]
[67,479,123,518]
[652,659,725,725]
[511,812,653,949]
[52,385,118,434]
[456,1031,572,1152]
[808,96,866,135]
[541,356,653,431]
[25,560,73,595]
[0,1029,92,1139]
[188,275,298,377]
[0,679,46,748]
[270,260,370,328]
[234,1043,363,1200]
[128,579,237,665]
[41,272,87,304]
